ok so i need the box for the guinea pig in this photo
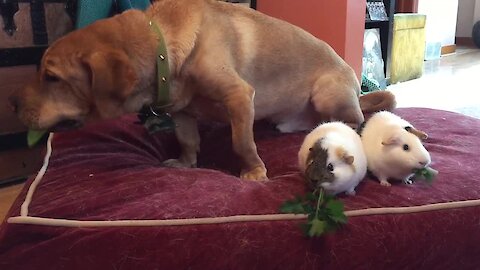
[360,111,431,186]
[298,122,367,195]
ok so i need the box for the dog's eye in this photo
[403,144,410,151]
[44,73,59,82]
[327,163,334,172]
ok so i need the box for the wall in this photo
[344,0,367,75]
[257,0,366,80]
[477,0,480,20]
[418,0,458,46]
[476,0,480,20]
[456,0,475,37]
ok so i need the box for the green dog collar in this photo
[136,20,175,134]
[149,20,171,110]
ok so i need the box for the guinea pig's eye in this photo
[403,144,410,151]
[327,163,334,172]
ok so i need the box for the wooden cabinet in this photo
[0,0,72,184]
[0,66,36,134]
[0,65,44,185]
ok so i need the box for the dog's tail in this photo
[359,91,396,113]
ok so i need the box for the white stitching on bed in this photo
[8,132,480,228]
[7,199,480,227]
[20,133,54,217]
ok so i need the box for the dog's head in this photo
[9,25,138,132]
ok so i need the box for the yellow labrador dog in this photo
[9,0,395,180]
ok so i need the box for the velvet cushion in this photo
[1,108,479,270]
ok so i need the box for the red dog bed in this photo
[1,108,480,269]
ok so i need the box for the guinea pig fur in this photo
[360,111,431,186]
[298,122,367,195]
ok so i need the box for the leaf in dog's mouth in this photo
[27,129,48,148]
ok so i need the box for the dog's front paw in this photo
[163,159,196,168]
[240,166,268,181]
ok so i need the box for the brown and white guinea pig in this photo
[298,122,367,195]
[360,111,431,186]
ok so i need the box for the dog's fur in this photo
[10,0,395,180]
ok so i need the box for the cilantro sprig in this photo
[280,189,347,237]
[413,167,439,184]
[27,129,47,148]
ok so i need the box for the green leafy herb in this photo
[326,200,348,224]
[413,167,439,184]
[280,195,308,214]
[280,189,347,237]
[307,219,326,236]
[27,130,47,148]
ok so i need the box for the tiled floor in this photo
[1,46,479,222]
[388,46,480,119]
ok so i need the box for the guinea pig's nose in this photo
[419,161,428,167]
[8,94,20,114]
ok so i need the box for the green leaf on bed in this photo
[326,200,348,224]
[307,219,326,237]
[304,192,317,202]
[280,189,347,237]
[326,199,343,215]
[27,129,47,148]
[280,197,307,214]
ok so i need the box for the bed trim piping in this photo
[7,133,480,228]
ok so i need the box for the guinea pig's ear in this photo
[343,155,354,165]
[335,147,354,165]
[405,126,428,140]
[382,133,401,146]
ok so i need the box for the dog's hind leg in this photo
[310,74,364,127]
[163,112,200,168]
[276,105,318,133]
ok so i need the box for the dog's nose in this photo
[8,95,20,114]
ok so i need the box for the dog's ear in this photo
[83,50,137,104]
[81,50,138,118]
